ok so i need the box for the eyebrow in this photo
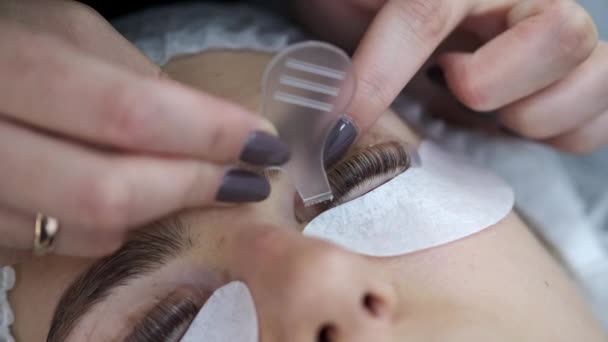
[47,217,191,342]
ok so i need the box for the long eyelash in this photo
[126,291,201,342]
[327,142,412,205]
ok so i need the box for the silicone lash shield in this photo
[261,41,356,206]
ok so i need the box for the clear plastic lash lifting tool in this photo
[262,41,356,206]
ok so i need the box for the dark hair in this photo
[47,217,190,341]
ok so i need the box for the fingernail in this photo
[240,131,290,166]
[216,169,271,203]
[426,65,448,90]
[324,116,358,168]
[258,118,279,135]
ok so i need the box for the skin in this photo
[0,0,278,259]
[2,0,607,261]
[292,0,608,152]
[9,51,606,342]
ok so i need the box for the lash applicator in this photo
[261,41,357,206]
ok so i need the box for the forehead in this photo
[162,50,272,112]
[162,50,420,148]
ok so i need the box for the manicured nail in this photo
[426,65,448,90]
[216,169,271,203]
[240,131,290,166]
[258,118,279,135]
[323,116,358,168]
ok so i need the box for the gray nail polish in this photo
[324,116,358,168]
[216,169,270,203]
[240,131,290,166]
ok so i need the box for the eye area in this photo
[295,141,413,223]
[126,288,206,342]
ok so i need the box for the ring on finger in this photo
[33,213,59,256]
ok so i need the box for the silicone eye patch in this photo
[303,140,514,257]
[180,281,257,342]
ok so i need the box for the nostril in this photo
[317,324,337,342]
[362,292,386,318]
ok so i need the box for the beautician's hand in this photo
[294,0,608,154]
[0,0,288,259]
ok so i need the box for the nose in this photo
[296,251,396,342]
[240,229,397,342]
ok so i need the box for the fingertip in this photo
[239,131,291,166]
[348,69,395,131]
[345,95,379,133]
[257,117,279,136]
[215,169,271,203]
[436,51,466,68]
[438,51,494,112]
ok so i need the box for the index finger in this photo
[349,0,470,131]
[0,23,271,164]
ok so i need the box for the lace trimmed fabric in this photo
[112,3,307,66]
[0,266,15,342]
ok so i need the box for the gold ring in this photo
[34,213,59,256]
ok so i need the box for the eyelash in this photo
[295,141,413,223]
[126,291,201,342]
[269,141,411,204]
[125,144,411,339]
[326,141,412,206]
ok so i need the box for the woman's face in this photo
[10,51,602,342]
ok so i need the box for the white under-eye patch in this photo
[180,281,258,342]
[303,140,514,257]
[180,140,514,341]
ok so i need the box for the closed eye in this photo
[295,141,414,223]
[126,288,206,342]
[326,141,413,206]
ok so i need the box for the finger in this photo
[292,0,378,51]
[440,0,598,111]
[0,0,161,78]
[546,110,608,154]
[0,119,271,233]
[0,246,30,266]
[0,206,128,257]
[0,206,33,250]
[349,0,470,131]
[0,22,272,164]
[500,42,608,139]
